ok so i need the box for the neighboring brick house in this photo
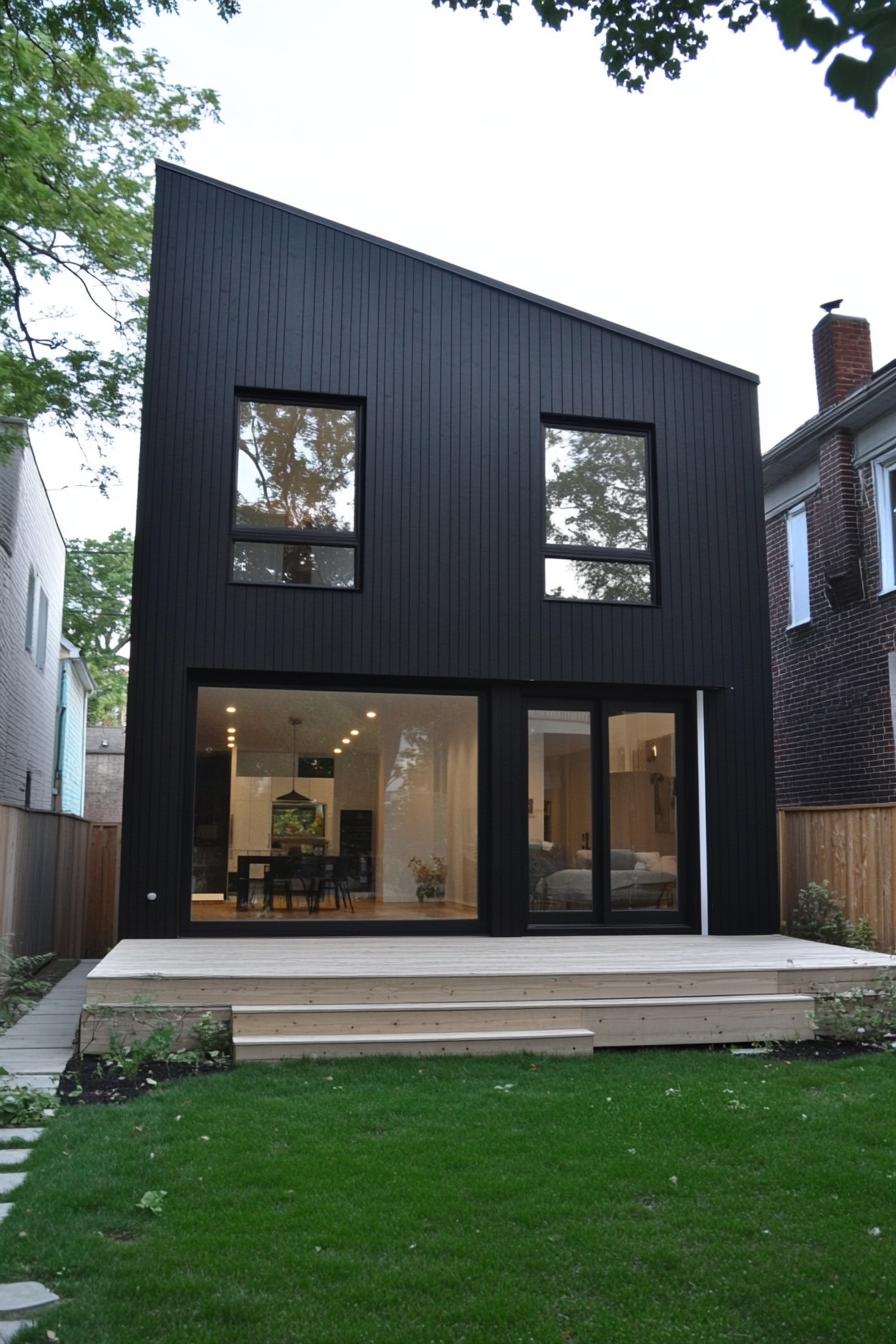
[84,726,125,823]
[0,418,66,810]
[763,314,896,806]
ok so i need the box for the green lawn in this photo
[1,1050,895,1344]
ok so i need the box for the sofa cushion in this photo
[610,848,637,870]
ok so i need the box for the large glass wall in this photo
[528,709,593,913]
[191,688,478,922]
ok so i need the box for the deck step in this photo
[233,1027,595,1060]
[232,993,815,1048]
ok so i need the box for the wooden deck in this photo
[81,935,896,1058]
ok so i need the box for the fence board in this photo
[84,824,120,957]
[778,805,896,952]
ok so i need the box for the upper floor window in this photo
[786,503,810,627]
[25,567,35,651]
[543,421,654,604]
[231,397,359,589]
[24,568,48,670]
[873,451,896,595]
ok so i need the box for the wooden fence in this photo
[0,805,90,957]
[778,804,896,953]
[0,807,120,959]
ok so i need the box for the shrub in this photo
[0,939,52,1030]
[788,880,876,950]
[0,1085,54,1125]
[814,973,896,1044]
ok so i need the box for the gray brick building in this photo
[84,726,125,823]
[0,420,66,811]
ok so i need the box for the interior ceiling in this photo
[195,687,472,754]
[196,688,387,754]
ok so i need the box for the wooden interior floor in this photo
[190,898,472,922]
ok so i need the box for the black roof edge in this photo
[155,161,760,386]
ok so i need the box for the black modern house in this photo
[119,163,777,942]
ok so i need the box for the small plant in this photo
[0,939,52,1030]
[408,855,447,901]
[789,880,876,950]
[102,1024,178,1077]
[0,1085,54,1125]
[137,1190,167,1216]
[192,1012,231,1059]
[814,973,896,1045]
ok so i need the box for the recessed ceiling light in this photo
[342,737,350,744]
[366,710,377,719]
[226,706,237,714]
[333,747,343,754]
[350,729,359,737]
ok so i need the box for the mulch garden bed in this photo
[58,1053,233,1106]
[768,1038,894,1062]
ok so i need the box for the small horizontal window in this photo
[232,541,356,589]
[545,557,652,605]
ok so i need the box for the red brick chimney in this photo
[813,313,873,411]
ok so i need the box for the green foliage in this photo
[102,1023,178,1076]
[814,973,896,1043]
[432,0,896,114]
[788,879,876,949]
[0,939,52,1029]
[191,1011,231,1059]
[136,1187,167,1214]
[99,1012,230,1077]
[0,21,219,465]
[0,1084,54,1124]
[63,528,133,723]
[1,1,240,52]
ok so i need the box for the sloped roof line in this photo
[156,161,759,386]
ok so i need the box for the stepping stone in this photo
[0,1321,36,1341]
[0,1175,26,1196]
[0,1281,59,1316]
[0,1153,28,1169]
[0,1205,13,1224]
[0,1131,43,1144]
[0,1076,59,1092]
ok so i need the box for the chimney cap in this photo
[820,298,843,314]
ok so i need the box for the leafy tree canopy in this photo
[0,14,221,475]
[0,0,240,51]
[432,0,896,115]
[63,528,133,723]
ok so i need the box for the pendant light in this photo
[275,717,315,802]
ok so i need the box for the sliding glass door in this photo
[527,699,687,927]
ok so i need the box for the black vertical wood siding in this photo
[120,165,777,938]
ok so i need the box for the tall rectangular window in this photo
[874,455,896,594]
[786,503,810,627]
[544,422,654,604]
[35,587,48,670]
[231,398,359,588]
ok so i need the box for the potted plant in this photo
[408,855,447,902]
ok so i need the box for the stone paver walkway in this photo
[0,960,97,1338]
[0,960,97,1091]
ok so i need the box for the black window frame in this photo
[229,391,364,591]
[542,415,658,607]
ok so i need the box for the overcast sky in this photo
[34,0,896,540]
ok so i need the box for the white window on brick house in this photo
[873,452,896,594]
[786,503,810,627]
